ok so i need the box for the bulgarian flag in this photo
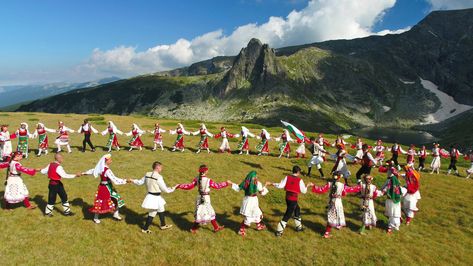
[280,120,309,143]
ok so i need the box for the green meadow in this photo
[0,112,472,265]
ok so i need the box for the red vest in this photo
[392,145,400,155]
[362,152,374,167]
[48,162,61,182]
[284,175,301,201]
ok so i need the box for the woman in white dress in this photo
[55,121,74,153]
[230,171,268,236]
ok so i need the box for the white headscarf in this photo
[178,123,186,131]
[20,122,28,130]
[108,121,118,131]
[262,129,270,139]
[132,123,142,131]
[37,123,44,129]
[284,129,293,141]
[201,123,207,130]
[92,154,112,178]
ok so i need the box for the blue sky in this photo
[0,0,471,85]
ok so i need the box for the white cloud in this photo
[427,0,473,10]
[376,26,411,36]
[78,0,399,78]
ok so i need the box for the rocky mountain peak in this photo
[216,38,283,97]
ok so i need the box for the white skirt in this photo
[141,194,166,212]
[336,161,351,178]
[402,191,421,212]
[308,155,324,167]
[219,138,230,150]
[240,196,263,224]
[385,199,401,218]
[1,141,12,157]
[355,150,363,160]
[361,199,377,226]
[327,199,346,227]
[194,195,216,224]
[467,163,473,174]
[431,156,441,169]
[4,175,29,203]
[55,138,69,145]
[296,144,305,154]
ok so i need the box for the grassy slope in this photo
[0,112,472,265]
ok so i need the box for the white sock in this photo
[66,145,71,153]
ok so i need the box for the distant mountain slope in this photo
[0,77,120,108]
[17,9,473,134]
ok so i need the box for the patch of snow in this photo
[399,78,415,84]
[382,106,391,112]
[349,52,356,56]
[420,78,473,124]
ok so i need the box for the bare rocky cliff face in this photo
[18,9,473,134]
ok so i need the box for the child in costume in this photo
[307,137,328,178]
[15,122,32,158]
[358,175,381,234]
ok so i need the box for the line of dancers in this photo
[1,120,472,178]
[2,149,422,238]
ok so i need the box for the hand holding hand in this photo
[265,181,273,187]
[75,172,82,177]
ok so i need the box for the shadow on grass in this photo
[167,211,193,231]
[218,211,242,232]
[70,198,94,220]
[31,195,47,212]
[240,161,263,169]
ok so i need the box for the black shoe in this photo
[275,231,283,237]
[64,212,75,216]
[91,149,96,152]
[295,226,304,232]
[45,213,53,217]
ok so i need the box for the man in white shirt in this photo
[40,153,81,216]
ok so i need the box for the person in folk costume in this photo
[55,121,74,153]
[307,136,329,178]
[237,126,255,155]
[355,144,377,184]
[417,145,429,172]
[372,139,386,164]
[465,150,473,179]
[130,161,176,233]
[275,129,293,158]
[352,138,365,163]
[192,123,214,154]
[256,129,271,156]
[389,141,407,169]
[15,122,33,158]
[430,143,442,174]
[331,142,351,184]
[40,153,82,216]
[2,151,39,210]
[83,154,130,224]
[311,171,361,238]
[175,165,230,233]
[148,123,166,151]
[317,133,331,149]
[214,127,239,153]
[401,165,421,225]
[406,144,417,168]
[229,171,269,236]
[101,121,123,152]
[447,144,462,176]
[295,137,307,159]
[331,135,349,148]
[78,119,98,152]
[0,125,16,161]
[358,175,382,235]
[126,123,145,151]
[170,123,190,152]
[32,123,55,156]
[270,166,311,237]
[380,160,407,234]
